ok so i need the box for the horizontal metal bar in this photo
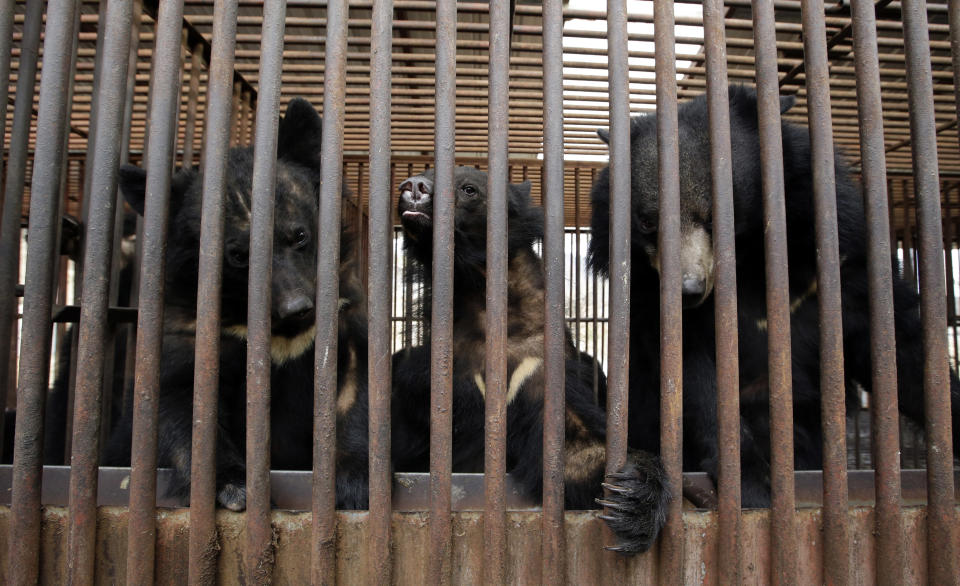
[1,467,956,510]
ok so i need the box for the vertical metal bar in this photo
[66,0,133,582]
[0,0,43,459]
[245,1,287,582]
[368,0,394,583]
[0,0,14,189]
[751,2,797,583]
[188,0,240,582]
[126,1,186,583]
[312,0,348,582]
[430,1,457,583]
[702,1,741,582]
[484,0,511,581]
[541,0,566,581]
[183,44,203,167]
[8,0,79,583]
[903,1,959,581]
[231,81,242,146]
[652,0,684,581]
[800,1,850,582]
[903,180,917,289]
[849,1,905,582]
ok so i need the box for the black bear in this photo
[104,98,370,511]
[588,85,960,507]
[392,166,670,554]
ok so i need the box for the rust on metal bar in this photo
[312,0,348,582]
[702,1,742,582]
[125,0,188,583]
[540,0,566,582]
[188,0,241,582]
[0,0,42,462]
[8,0,79,582]
[483,0,511,582]
[245,1,287,582]
[430,1,457,584]
[66,1,134,583]
[750,1,797,583]
[901,0,960,581]
[849,0,906,583]
[367,0,394,583]
[652,0,684,582]
[800,1,851,582]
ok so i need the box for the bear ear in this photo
[779,94,796,114]
[511,180,533,205]
[597,128,610,144]
[277,97,323,171]
[117,165,147,216]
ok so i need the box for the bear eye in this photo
[462,184,477,197]
[638,217,657,234]
[293,228,309,249]
[227,246,248,268]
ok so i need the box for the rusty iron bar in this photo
[125,0,187,582]
[603,0,631,568]
[245,1,287,582]
[849,0,906,583]
[652,0,684,582]
[902,0,960,581]
[65,0,134,582]
[0,0,42,460]
[188,0,240,582]
[312,0,348,582]
[750,1,798,583]
[0,0,13,180]
[800,1,851,583]
[429,0,457,583]
[7,0,79,582]
[483,0,511,582]
[367,0,394,583]
[540,0,566,581]
[183,43,202,166]
[703,0,742,582]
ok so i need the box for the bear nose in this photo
[399,176,433,204]
[277,294,314,321]
[681,275,705,296]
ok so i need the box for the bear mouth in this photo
[401,209,432,230]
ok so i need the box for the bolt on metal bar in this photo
[312,0,348,582]
[849,0,906,583]
[66,0,134,583]
[750,1,797,583]
[653,0,685,582]
[800,1,851,582]
[0,0,43,461]
[703,0,742,582]
[902,0,960,581]
[540,0,566,581]
[430,1,457,583]
[244,0,287,582]
[367,0,394,583]
[188,0,240,582]
[483,0,511,582]
[125,1,187,583]
[8,0,79,582]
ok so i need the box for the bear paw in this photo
[595,454,670,555]
[217,482,247,511]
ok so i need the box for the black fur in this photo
[104,98,370,510]
[392,166,670,553]
[588,85,960,507]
